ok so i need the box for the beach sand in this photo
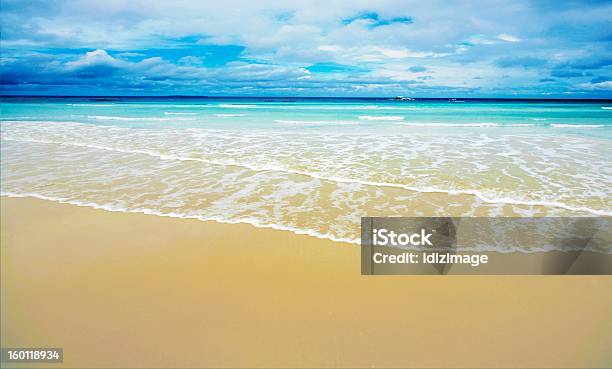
[1,196,611,368]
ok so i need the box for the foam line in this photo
[275,119,357,125]
[399,122,501,127]
[0,191,360,245]
[2,191,610,253]
[3,136,611,217]
[218,104,257,108]
[550,124,605,128]
[358,115,404,121]
[88,115,194,121]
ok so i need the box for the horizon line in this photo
[2,95,612,101]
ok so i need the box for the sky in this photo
[1,0,611,97]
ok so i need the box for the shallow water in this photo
[2,97,611,250]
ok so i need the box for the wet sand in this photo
[1,196,611,368]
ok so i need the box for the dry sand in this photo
[1,196,611,368]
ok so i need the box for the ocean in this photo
[1,96,611,250]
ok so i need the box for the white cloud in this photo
[3,0,611,96]
[315,45,452,63]
[178,56,204,65]
[317,45,339,52]
[496,33,521,42]
[576,81,612,90]
[66,49,123,68]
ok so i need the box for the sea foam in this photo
[550,124,605,128]
[358,115,405,121]
[88,115,194,121]
[275,119,356,125]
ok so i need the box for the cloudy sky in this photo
[1,0,611,97]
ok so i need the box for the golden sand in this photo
[1,196,611,368]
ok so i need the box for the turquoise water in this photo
[2,97,611,250]
[2,98,612,136]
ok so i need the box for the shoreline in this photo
[2,196,612,368]
[0,192,360,244]
[3,193,612,249]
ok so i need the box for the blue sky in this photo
[1,0,611,97]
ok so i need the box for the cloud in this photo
[332,46,452,63]
[496,33,521,42]
[551,69,584,78]
[306,62,366,74]
[576,81,612,90]
[562,55,612,70]
[317,45,340,52]
[591,76,610,84]
[342,12,412,28]
[178,56,204,66]
[1,0,611,97]
[409,66,427,72]
[495,57,547,69]
[1,49,310,91]
[466,33,521,46]
[66,49,126,78]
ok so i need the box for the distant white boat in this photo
[392,96,414,101]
